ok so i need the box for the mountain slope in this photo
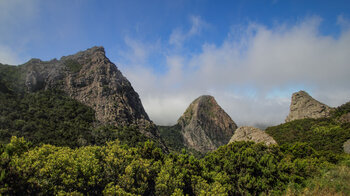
[0,46,163,146]
[266,101,350,154]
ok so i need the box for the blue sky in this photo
[1,0,350,126]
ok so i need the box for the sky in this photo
[1,0,350,127]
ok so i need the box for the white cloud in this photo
[119,16,350,127]
[0,0,40,64]
[169,15,207,47]
[0,46,23,65]
[337,15,350,30]
[188,15,205,36]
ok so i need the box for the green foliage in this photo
[158,125,185,151]
[0,89,96,148]
[0,87,161,150]
[331,101,350,119]
[0,137,345,195]
[286,155,350,195]
[0,136,32,194]
[0,64,25,93]
[92,125,150,147]
[266,118,350,154]
[158,125,202,157]
[0,138,164,195]
[65,59,82,73]
[203,142,290,195]
[103,183,135,196]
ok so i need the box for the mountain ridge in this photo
[0,46,164,147]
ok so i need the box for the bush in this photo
[266,118,350,154]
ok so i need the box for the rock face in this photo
[177,95,237,153]
[16,46,159,140]
[228,126,277,146]
[339,113,350,124]
[344,139,350,154]
[285,91,332,122]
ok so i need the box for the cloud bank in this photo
[119,16,350,127]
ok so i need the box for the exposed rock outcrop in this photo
[228,126,277,146]
[177,95,237,153]
[339,113,350,124]
[285,91,332,122]
[13,46,160,141]
[344,139,350,154]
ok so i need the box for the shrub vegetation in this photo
[2,137,345,195]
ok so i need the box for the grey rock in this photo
[177,95,237,153]
[8,46,162,144]
[344,139,350,154]
[228,126,277,146]
[285,91,332,122]
[339,113,350,124]
[343,139,350,154]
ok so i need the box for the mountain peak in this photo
[285,90,332,122]
[59,46,106,63]
[80,46,105,56]
[196,94,215,100]
[293,90,313,99]
[177,95,217,126]
[6,46,164,147]
[76,46,105,55]
[177,95,237,152]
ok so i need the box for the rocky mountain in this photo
[285,90,332,122]
[0,46,160,142]
[176,95,238,153]
[228,126,277,146]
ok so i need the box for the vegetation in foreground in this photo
[1,136,349,195]
[286,157,350,196]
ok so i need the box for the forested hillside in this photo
[0,88,153,149]
[266,102,350,154]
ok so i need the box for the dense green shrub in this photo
[286,155,350,195]
[64,59,82,73]
[0,137,337,195]
[0,90,96,147]
[331,101,350,119]
[0,83,161,149]
[158,125,202,157]
[158,125,184,151]
[266,118,350,154]
[0,64,25,93]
